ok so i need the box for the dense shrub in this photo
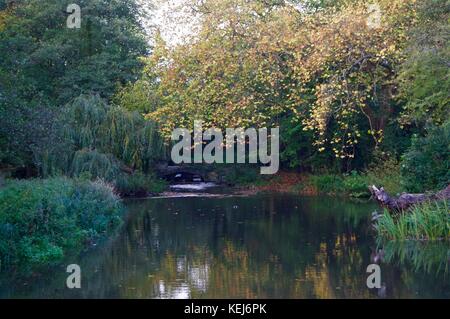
[310,172,373,197]
[308,159,404,197]
[115,172,168,197]
[365,158,404,195]
[0,178,123,272]
[342,172,370,198]
[218,165,269,186]
[401,122,450,192]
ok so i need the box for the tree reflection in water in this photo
[0,194,448,299]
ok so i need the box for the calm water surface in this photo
[1,193,449,298]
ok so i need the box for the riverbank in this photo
[234,172,316,196]
[233,168,402,199]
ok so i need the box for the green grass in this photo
[308,172,377,198]
[0,177,123,273]
[309,174,345,194]
[374,201,450,241]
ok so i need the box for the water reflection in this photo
[379,241,449,276]
[0,194,448,298]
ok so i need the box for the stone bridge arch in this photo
[156,164,209,183]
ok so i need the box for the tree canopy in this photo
[118,0,435,166]
[1,0,448,191]
[0,0,149,167]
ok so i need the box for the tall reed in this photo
[375,201,450,241]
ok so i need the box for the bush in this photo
[374,201,450,241]
[219,165,269,186]
[365,157,403,195]
[115,172,168,197]
[401,122,450,192]
[308,160,404,197]
[342,171,371,198]
[0,178,123,273]
[310,172,373,197]
[309,174,344,194]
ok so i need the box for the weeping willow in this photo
[44,94,166,178]
[66,94,109,151]
[73,94,164,172]
[99,106,165,172]
[71,149,121,181]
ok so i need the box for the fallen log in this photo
[369,184,450,212]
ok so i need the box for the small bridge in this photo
[156,164,211,183]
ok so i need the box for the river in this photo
[1,192,449,298]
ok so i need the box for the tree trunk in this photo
[369,184,450,211]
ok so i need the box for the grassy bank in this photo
[232,166,448,243]
[305,159,403,198]
[374,201,450,241]
[232,164,403,199]
[0,178,124,273]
